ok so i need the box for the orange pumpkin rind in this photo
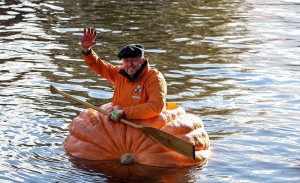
[64,102,211,167]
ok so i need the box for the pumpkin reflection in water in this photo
[64,102,211,168]
[70,158,198,182]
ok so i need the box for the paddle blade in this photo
[141,126,195,160]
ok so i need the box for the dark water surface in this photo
[1,0,299,182]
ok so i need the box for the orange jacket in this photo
[83,50,167,119]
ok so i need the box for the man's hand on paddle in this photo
[81,28,97,49]
[109,110,126,122]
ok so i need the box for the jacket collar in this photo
[118,60,149,82]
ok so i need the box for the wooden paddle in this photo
[50,85,195,160]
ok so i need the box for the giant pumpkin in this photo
[64,102,211,167]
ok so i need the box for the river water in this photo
[0,0,299,182]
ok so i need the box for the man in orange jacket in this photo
[81,28,167,122]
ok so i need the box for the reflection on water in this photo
[0,0,299,182]
[68,158,197,182]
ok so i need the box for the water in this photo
[1,0,299,182]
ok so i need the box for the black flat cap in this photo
[117,44,144,59]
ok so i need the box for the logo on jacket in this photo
[132,84,141,99]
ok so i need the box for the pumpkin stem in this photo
[120,153,136,165]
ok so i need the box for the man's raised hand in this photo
[81,27,97,49]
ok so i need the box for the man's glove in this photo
[109,110,126,122]
[81,27,97,53]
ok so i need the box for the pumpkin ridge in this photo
[119,122,130,154]
[71,134,110,152]
[89,111,122,154]
[133,137,156,155]
[66,135,113,157]
[132,120,181,155]
[121,123,130,154]
[124,124,146,155]
[68,122,114,155]
[79,111,120,156]
[101,117,125,154]
[126,125,157,155]
[98,107,131,156]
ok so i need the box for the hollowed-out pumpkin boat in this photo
[64,102,211,168]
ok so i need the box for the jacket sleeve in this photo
[123,71,167,119]
[82,50,121,83]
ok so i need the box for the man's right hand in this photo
[81,28,97,49]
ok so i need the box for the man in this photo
[81,28,167,122]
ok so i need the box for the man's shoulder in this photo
[144,68,165,83]
[148,67,162,74]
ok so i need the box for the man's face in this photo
[122,56,144,78]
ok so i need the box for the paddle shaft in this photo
[49,85,141,129]
[50,85,195,159]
